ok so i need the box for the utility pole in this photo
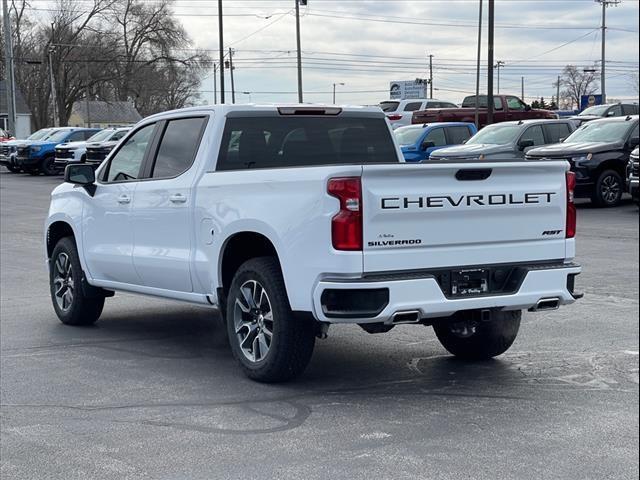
[474,0,483,129]
[495,60,505,94]
[557,75,561,109]
[295,0,305,103]
[2,0,17,135]
[227,48,236,104]
[596,0,621,104]
[85,62,91,127]
[521,76,524,101]
[218,0,225,104]
[214,63,218,105]
[48,44,59,127]
[487,0,495,125]
[428,54,434,98]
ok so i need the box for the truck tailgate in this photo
[361,161,569,273]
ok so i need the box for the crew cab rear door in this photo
[360,161,569,273]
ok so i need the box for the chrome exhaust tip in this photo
[390,310,421,324]
[529,297,561,312]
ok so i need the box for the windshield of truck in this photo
[217,115,398,170]
[394,126,424,146]
[27,129,53,141]
[466,124,521,145]
[380,101,400,112]
[564,120,634,143]
[86,129,113,142]
[579,105,609,116]
[46,130,74,143]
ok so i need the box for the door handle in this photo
[169,193,187,204]
[117,194,131,204]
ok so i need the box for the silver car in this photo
[429,119,576,161]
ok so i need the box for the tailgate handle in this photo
[455,169,492,181]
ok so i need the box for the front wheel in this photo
[592,169,623,207]
[50,237,104,326]
[41,156,59,176]
[226,257,316,382]
[433,310,521,360]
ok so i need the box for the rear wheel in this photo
[226,257,316,382]
[50,237,104,326]
[592,169,623,207]
[433,310,521,360]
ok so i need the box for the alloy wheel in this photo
[600,174,621,204]
[53,252,74,311]
[233,280,274,363]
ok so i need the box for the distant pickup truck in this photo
[412,95,558,128]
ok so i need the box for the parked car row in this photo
[394,114,638,207]
[0,126,130,175]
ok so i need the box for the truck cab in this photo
[394,122,477,162]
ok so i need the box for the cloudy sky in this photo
[26,0,640,106]
[174,0,639,106]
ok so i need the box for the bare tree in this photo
[555,65,599,109]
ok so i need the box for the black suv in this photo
[526,115,639,207]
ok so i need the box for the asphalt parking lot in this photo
[1,169,638,480]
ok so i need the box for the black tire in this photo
[591,169,623,207]
[6,164,20,173]
[41,155,59,176]
[226,257,316,382]
[50,237,104,326]
[433,310,521,360]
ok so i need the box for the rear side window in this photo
[446,126,473,144]
[216,116,397,170]
[151,117,207,179]
[622,104,638,115]
[544,123,572,143]
[403,102,423,112]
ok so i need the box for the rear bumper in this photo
[312,263,582,324]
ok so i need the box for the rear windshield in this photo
[216,116,398,170]
[379,102,400,113]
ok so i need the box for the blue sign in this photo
[580,94,603,111]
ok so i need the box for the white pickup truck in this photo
[45,104,582,382]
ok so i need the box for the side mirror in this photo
[525,104,532,111]
[64,164,96,196]
[628,136,639,149]
[518,139,535,151]
[606,110,616,117]
[421,141,435,151]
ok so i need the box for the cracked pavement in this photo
[1,170,638,480]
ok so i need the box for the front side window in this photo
[151,117,207,179]
[607,105,623,117]
[423,128,447,147]
[520,125,545,146]
[103,124,155,182]
[506,96,527,111]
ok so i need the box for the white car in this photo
[54,128,129,167]
[45,104,582,382]
[380,98,458,130]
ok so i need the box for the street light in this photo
[332,82,344,104]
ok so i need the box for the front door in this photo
[83,123,157,284]
[131,116,208,292]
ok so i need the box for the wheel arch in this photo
[218,231,284,304]
[594,157,627,178]
[46,220,76,259]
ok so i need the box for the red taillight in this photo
[386,114,403,121]
[566,171,576,238]
[328,177,362,251]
